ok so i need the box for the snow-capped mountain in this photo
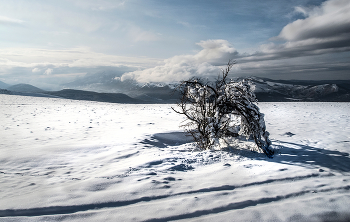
[130,77,349,102]
[61,72,349,102]
[58,70,350,102]
[248,77,344,102]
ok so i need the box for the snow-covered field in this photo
[1,94,350,222]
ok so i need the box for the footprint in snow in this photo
[283,132,295,137]
[163,177,176,181]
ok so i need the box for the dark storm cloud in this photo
[235,51,350,80]
[240,34,350,63]
[239,0,350,63]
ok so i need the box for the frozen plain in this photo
[0,94,350,222]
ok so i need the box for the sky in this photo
[0,0,349,89]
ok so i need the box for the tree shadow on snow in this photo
[141,132,350,173]
[225,140,350,173]
[140,131,193,148]
[269,141,350,173]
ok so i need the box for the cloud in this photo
[177,21,191,28]
[277,0,350,41]
[293,6,309,17]
[120,0,350,84]
[194,40,238,64]
[44,68,53,75]
[239,0,350,63]
[0,15,24,25]
[0,65,136,90]
[121,39,239,82]
[73,0,127,10]
[0,47,161,88]
[235,52,350,80]
[0,47,161,70]
[32,68,40,73]
[128,26,161,42]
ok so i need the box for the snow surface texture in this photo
[1,94,350,222]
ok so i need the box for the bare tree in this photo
[172,61,274,158]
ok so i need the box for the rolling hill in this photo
[7,84,44,93]
[0,80,10,89]
[46,89,146,104]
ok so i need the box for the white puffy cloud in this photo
[44,68,53,75]
[121,39,238,82]
[293,6,309,17]
[31,68,40,73]
[278,0,350,41]
[194,40,238,64]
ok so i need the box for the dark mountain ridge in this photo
[46,89,145,104]
[7,84,44,93]
[0,81,146,103]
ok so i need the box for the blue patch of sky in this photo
[117,0,327,54]
[0,0,327,57]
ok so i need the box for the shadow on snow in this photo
[1,132,349,218]
[270,141,350,173]
[141,132,350,173]
[140,131,193,148]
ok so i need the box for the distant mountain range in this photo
[250,77,350,102]
[0,86,144,104]
[1,78,350,103]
